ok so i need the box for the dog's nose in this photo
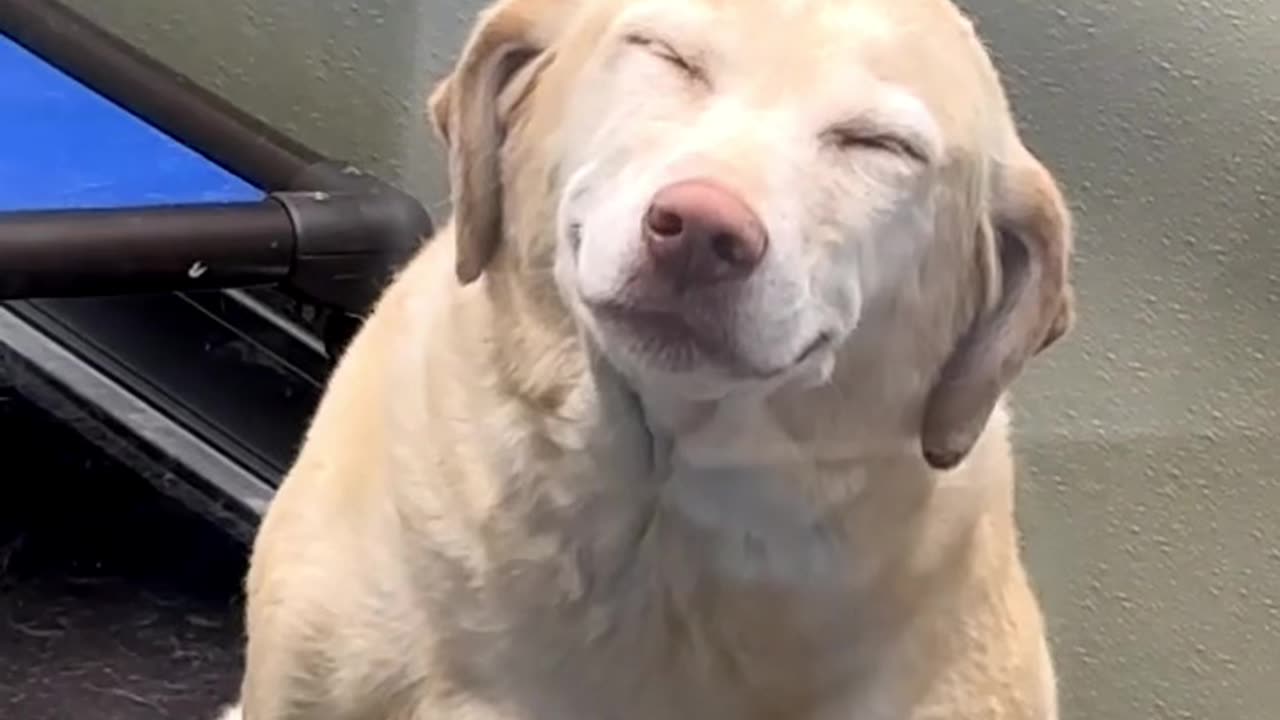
[642,180,768,287]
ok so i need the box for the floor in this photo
[0,388,247,720]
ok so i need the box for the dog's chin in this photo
[583,302,834,396]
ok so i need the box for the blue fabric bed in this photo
[0,34,260,213]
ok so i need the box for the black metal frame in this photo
[0,0,434,542]
[0,0,431,315]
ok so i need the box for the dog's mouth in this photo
[588,301,831,379]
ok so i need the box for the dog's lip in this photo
[590,301,712,352]
[587,300,831,378]
[791,332,832,366]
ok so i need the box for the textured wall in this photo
[955,1,1280,717]
[62,0,472,208]
[70,1,1280,717]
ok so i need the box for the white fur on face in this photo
[553,0,942,398]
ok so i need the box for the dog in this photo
[220,0,1075,717]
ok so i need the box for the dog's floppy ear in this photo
[429,0,563,284]
[921,148,1075,470]
[428,76,456,147]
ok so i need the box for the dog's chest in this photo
[452,468,872,719]
[422,391,891,718]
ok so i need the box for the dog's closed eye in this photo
[623,33,708,86]
[823,123,929,164]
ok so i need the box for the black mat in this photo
[0,388,246,720]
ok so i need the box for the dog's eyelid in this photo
[622,31,673,52]
[823,121,932,164]
[622,32,706,81]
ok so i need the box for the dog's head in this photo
[431,0,1074,470]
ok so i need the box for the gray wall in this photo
[70,1,1279,717]
[959,2,1280,718]
[64,0,470,208]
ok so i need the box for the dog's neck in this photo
[572,341,1005,708]
[623,361,938,574]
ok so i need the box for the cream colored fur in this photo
[223,1,1075,718]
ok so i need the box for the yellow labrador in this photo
[222,0,1075,717]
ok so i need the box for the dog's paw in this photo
[215,704,243,720]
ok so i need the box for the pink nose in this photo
[642,180,768,288]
